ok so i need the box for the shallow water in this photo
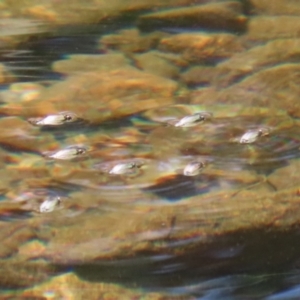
[1,1,300,299]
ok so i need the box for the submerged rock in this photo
[1,82,45,102]
[0,104,298,288]
[0,67,179,124]
[144,104,295,165]
[0,116,59,152]
[0,18,48,50]
[0,258,59,289]
[247,0,300,16]
[159,33,245,64]
[214,39,300,87]
[12,272,190,299]
[267,159,300,191]
[1,0,213,26]
[100,29,167,54]
[138,1,247,33]
[181,66,219,86]
[0,63,14,84]
[134,51,180,79]
[245,16,300,42]
[192,64,300,118]
[223,64,300,118]
[52,53,130,75]
[151,51,189,68]
[29,184,300,266]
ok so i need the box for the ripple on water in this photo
[1,104,299,219]
[136,104,299,167]
[0,96,299,299]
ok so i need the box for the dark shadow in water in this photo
[0,16,141,82]
[143,174,198,201]
[73,225,300,296]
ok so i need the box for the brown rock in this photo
[16,272,190,299]
[0,258,58,288]
[0,222,36,258]
[134,51,180,79]
[52,53,130,75]
[0,17,46,36]
[0,117,59,152]
[0,63,15,84]
[213,39,300,87]
[100,29,168,54]
[223,64,300,118]
[0,82,45,102]
[247,0,300,16]
[0,106,298,277]
[192,64,300,118]
[159,33,245,63]
[181,66,219,86]
[0,17,48,50]
[138,1,247,33]
[2,0,217,26]
[150,51,189,68]
[245,16,300,42]
[0,67,179,124]
[268,159,300,191]
[29,184,300,265]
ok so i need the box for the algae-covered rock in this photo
[0,17,46,36]
[181,66,219,86]
[52,53,130,75]
[134,51,180,79]
[0,104,298,287]
[0,82,45,104]
[0,17,48,50]
[142,104,295,160]
[1,0,215,26]
[0,116,59,152]
[223,64,300,118]
[100,29,167,54]
[30,185,300,265]
[247,0,300,16]
[0,63,15,83]
[245,16,300,42]
[159,33,245,63]
[0,67,179,124]
[190,87,220,105]
[267,159,300,191]
[138,1,247,33]
[0,258,58,288]
[6,105,291,265]
[192,64,300,118]
[0,221,59,288]
[151,51,189,68]
[11,272,191,299]
[214,39,300,87]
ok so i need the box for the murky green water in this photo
[1,1,300,299]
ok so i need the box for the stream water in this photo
[1,1,300,299]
